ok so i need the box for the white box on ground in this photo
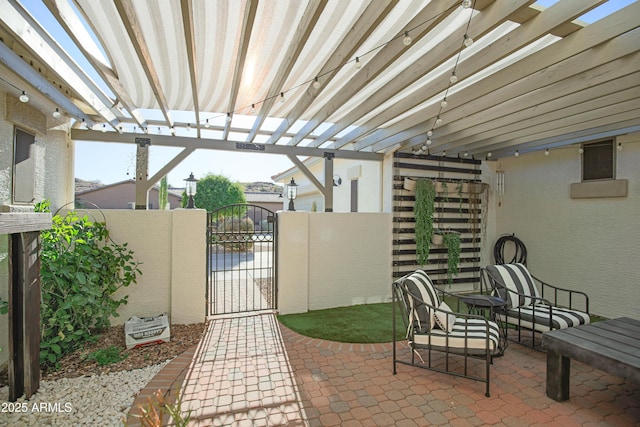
[125,313,171,349]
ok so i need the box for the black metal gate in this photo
[207,204,277,315]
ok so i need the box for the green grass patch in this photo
[278,303,405,343]
[84,345,128,366]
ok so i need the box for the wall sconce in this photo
[184,172,198,208]
[287,178,298,211]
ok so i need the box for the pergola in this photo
[1,0,639,209]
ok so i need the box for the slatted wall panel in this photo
[393,151,484,291]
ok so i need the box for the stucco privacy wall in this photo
[277,212,393,314]
[1,90,73,369]
[490,133,640,319]
[73,209,206,325]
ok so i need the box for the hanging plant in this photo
[443,232,461,286]
[414,179,436,265]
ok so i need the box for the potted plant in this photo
[431,229,443,245]
[403,177,416,192]
[414,179,436,265]
[443,231,461,286]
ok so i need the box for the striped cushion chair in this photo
[484,263,590,350]
[393,270,500,397]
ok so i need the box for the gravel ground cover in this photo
[0,323,205,426]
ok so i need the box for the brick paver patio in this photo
[129,313,640,426]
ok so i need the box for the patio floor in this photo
[128,312,640,426]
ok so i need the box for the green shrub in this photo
[85,345,128,366]
[35,200,141,370]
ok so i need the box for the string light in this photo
[617,142,623,151]
[205,118,210,128]
[118,126,123,134]
[186,123,192,131]
[226,113,232,123]
[313,77,321,89]
[426,139,432,145]
[463,151,468,157]
[440,98,448,109]
[279,92,285,103]
[251,104,256,114]
[403,31,412,46]
[427,130,433,137]
[514,150,519,157]
[463,34,474,47]
[170,126,176,136]
[52,108,61,118]
[578,145,584,154]
[544,149,550,156]
[462,0,472,8]
[449,71,458,84]
[435,116,443,126]
[19,91,29,103]
[355,57,362,69]
[101,124,107,133]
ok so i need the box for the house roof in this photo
[1,1,638,161]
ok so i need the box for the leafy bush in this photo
[84,345,128,366]
[35,200,141,370]
[211,217,254,251]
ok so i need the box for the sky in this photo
[55,0,636,187]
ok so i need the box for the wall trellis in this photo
[392,151,485,290]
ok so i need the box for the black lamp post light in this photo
[184,172,198,209]
[286,177,298,211]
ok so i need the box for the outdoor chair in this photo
[392,270,500,397]
[482,263,590,350]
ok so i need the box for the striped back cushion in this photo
[486,263,539,308]
[402,270,440,333]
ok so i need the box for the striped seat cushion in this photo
[486,263,539,308]
[500,305,590,332]
[413,318,500,355]
[402,270,440,333]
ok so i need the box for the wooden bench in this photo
[543,317,640,401]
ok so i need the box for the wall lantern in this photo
[184,172,198,209]
[286,178,298,211]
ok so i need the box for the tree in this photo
[182,174,246,212]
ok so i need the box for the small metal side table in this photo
[459,295,508,356]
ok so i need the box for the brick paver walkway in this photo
[129,314,640,426]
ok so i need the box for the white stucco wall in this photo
[0,89,74,369]
[278,212,393,314]
[490,134,640,319]
[278,158,383,212]
[75,209,207,325]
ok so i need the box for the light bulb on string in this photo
[617,142,623,151]
[440,98,448,109]
[313,77,321,89]
[118,126,123,134]
[435,117,443,126]
[463,34,474,47]
[462,0,472,9]
[53,108,61,118]
[449,72,458,84]
[205,118,210,128]
[19,91,29,103]
[250,104,256,114]
[426,139,432,145]
[279,92,285,103]
[355,57,362,69]
[157,127,161,134]
[427,130,433,137]
[545,149,550,156]
[487,152,492,158]
[578,145,583,154]
[102,124,107,133]
[403,31,412,46]
[170,126,176,136]
[186,123,192,131]
[514,150,519,157]
[226,113,232,123]
[464,151,468,157]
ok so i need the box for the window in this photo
[582,140,615,181]
[13,128,36,204]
